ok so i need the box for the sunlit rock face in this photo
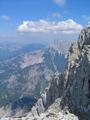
[62,27,90,114]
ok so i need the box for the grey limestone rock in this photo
[61,27,90,116]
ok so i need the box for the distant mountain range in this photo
[0,40,72,117]
[0,43,45,61]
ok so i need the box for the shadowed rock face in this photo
[30,73,64,117]
[61,27,90,114]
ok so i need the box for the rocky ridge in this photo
[62,26,90,113]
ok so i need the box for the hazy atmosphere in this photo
[0,0,89,44]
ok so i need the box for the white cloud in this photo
[0,15,11,21]
[17,19,83,34]
[53,0,66,6]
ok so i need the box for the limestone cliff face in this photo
[62,27,90,113]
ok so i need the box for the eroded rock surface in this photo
[61,27,90,115]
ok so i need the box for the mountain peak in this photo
[79,26,90,47]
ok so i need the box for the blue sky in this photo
[0,0,90,43]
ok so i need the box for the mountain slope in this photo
[0,41,71,117]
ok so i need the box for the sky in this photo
[0,0,90,44]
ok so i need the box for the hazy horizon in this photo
[0,0,89,44]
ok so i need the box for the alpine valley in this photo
[0,40,71,118]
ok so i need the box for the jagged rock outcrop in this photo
[61,27,90,115]
[30,73,64,117]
